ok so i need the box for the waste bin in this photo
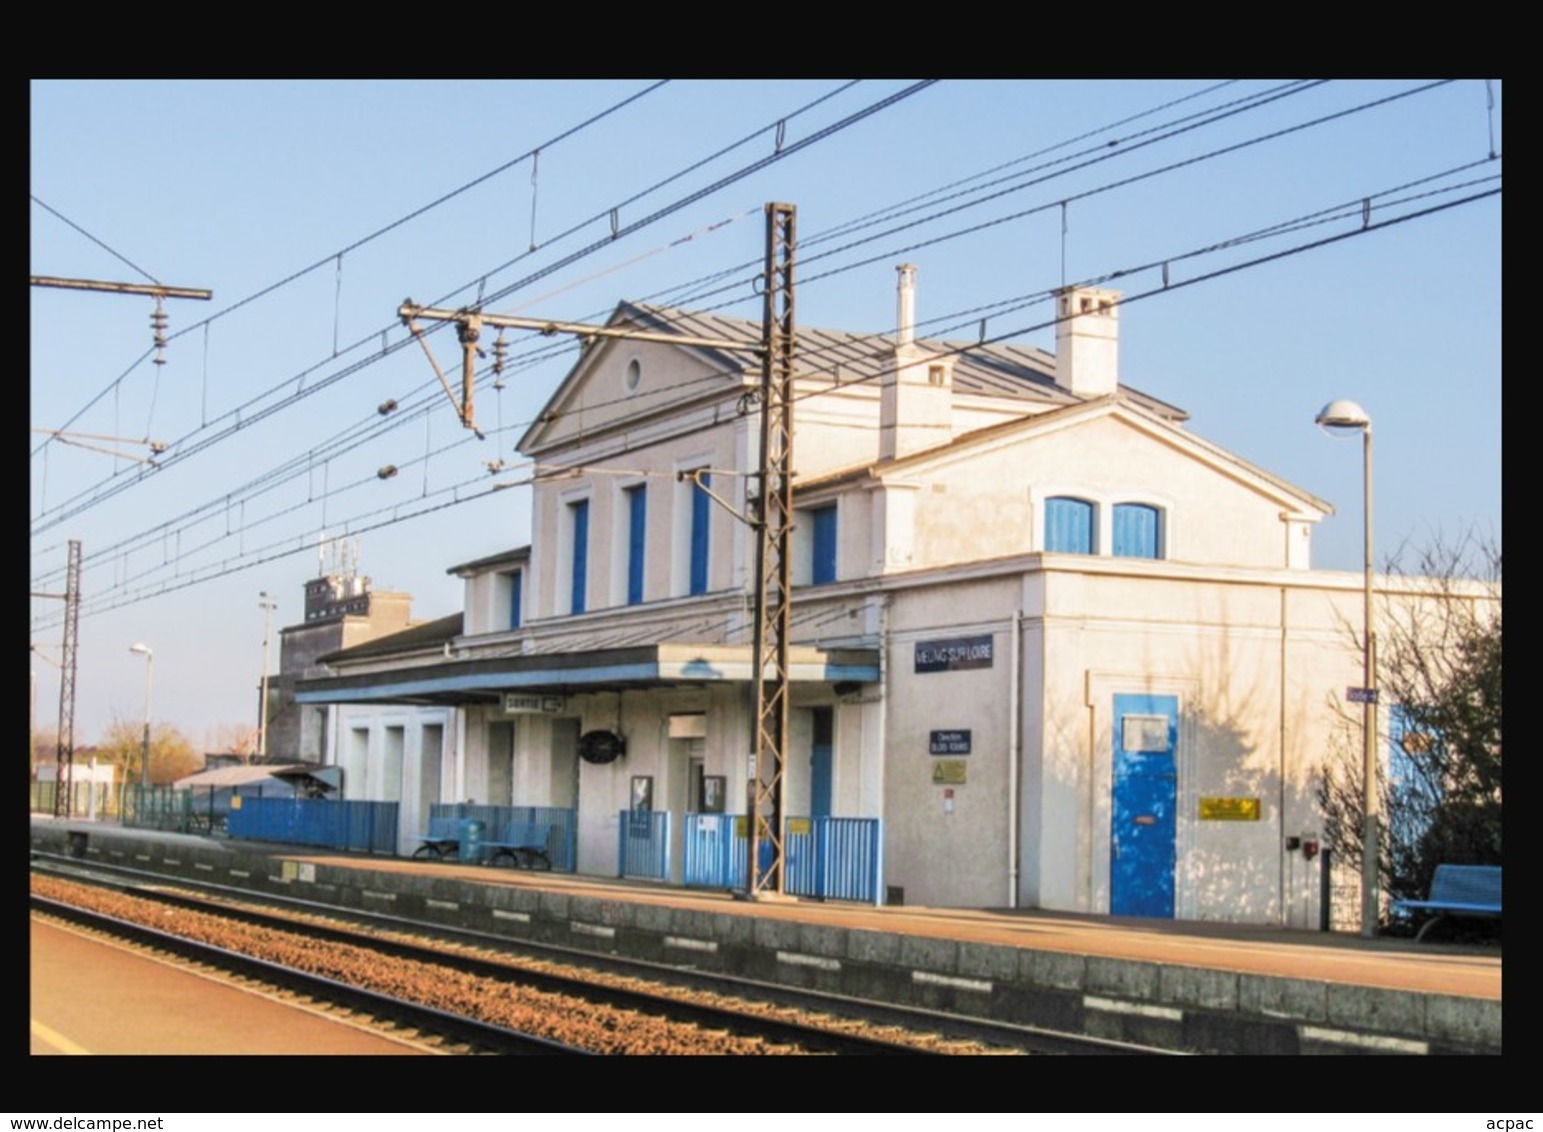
[459,819,486,863]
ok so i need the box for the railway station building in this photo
[295,268,1466,928]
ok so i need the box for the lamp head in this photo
[1315,399,1370,431]
[129,642,152,658]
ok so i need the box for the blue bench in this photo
[483,822,553,870]
[412,815,465,861]
[1391,864,1502,942]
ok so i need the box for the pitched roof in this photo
[319,612,464,665]
[446,545,530,577]
[622,300,1186,417]
[519,299,1186,452]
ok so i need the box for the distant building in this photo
[261,541,415,762]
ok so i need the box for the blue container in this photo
[459,819,486,863]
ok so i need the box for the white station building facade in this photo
[297,268,1430,928]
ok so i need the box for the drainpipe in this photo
[1278,584,1289,927]
[1008,609,1023,908]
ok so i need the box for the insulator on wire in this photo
[377,464,398,480]
[378,398,398,415]
[151,300,169,366]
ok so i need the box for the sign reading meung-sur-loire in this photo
[915,635,994,673]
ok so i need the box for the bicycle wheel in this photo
[412,843,443,861]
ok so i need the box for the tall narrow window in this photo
[569,499,589,614]
[506,569,522,630]
[689,471,711,595]
[1113,503,1161,559]
[812,505,838,584]
[1045,496,1095,554]
[626,485,647,605]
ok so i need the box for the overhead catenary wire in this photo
[31,80,675,460]
[30,141,1501,591]
[30,82,1497,617]
[31,177,1498,628]
[30,82,925,534]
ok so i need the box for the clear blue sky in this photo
[30,79,1502,748]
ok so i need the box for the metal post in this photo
[746,202,797,899]
[258,592,276,758]
[1359,425,1379,939]
[54,540,82,818]
[141,653,153,788]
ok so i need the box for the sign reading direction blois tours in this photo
[914,634,994,673]
[929,730,972,755]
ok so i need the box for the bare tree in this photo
[1319,530,1501,919]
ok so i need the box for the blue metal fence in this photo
[683,813,745,888]
[227,797,399,854]
[427,803,577,871]
[681,814,882,904]
[786,816,883,904]
[618,810,670,880]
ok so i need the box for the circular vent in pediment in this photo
[578,729,626,765]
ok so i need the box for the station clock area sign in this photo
[915,634,994,673]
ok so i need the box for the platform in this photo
[30,816,1501,1054]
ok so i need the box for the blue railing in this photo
[618,810,670,880]
[682,814,882,904]
[227,797,399,854]
[426,803,577,871]
[786,816,883,904]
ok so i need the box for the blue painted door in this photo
[1110,693,1178,917]
[810,707,833,818]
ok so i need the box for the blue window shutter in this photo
[509,570,522,630]
[812,505,838,584]
[570,500,589,614]
[1113,503,1160,559]
[627,486,647,605]
[1045,497,1094,554]
[689,472,711,595]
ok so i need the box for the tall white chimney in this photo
[1054,286,1121,398]
[896,263,917,346]
[881,265,953,461]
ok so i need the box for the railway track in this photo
[32,855,1177,1056]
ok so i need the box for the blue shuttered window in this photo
[626,486,647,605]
[569,500,589,614]
[689,472,710,596]
[1113,503,1161,559]
[507,570,522,630]
[1045,496,1095,554]
[812,505,838,584]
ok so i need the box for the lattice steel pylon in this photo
[53,539,81,818]
[746,203,796,897]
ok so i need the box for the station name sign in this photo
[914,634,994,673]
[501,693,567,715]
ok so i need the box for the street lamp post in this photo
[1315,399,1378,938]
[129,642,153,789]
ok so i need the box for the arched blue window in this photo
[1113,503,1162,559]
[1045,496,1095,554]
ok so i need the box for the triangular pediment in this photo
[518,303,760,456]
